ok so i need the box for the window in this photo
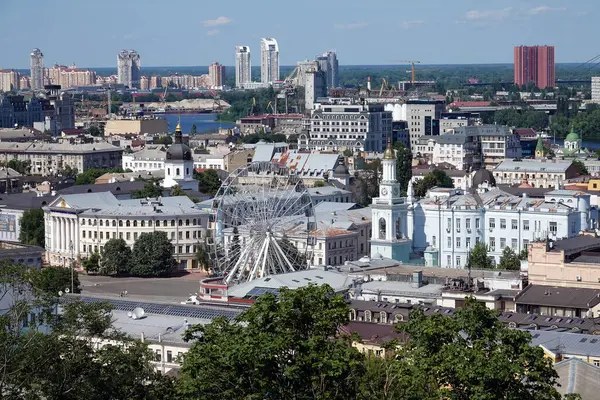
[155,350,161,362]
[523,220,529,231]
[512,238,518,250]
[456,256,461,267]
[365,310,372,322]
[550,222,557,235]
[489,218,495,229]
[447,218,451,230]
[456,237,461,248]
[500,238,506,249]
[456,218,461,232]
[82,231,86,238]
[119,220,123,227]
[99,232,103,240]
[511,219,517,230]
[126,232,131,240]
[489,237,496,251]
[466,218,471,230]
[447,255,451,266]
[167,351,173,363]
[379,218,386,240]
[380,311,387,323]
[432,236,436,247]
[171,220,175,227]
[126,220,130,227]
[500,219,506,229]
[475,218,480,229]
[572,221,576,234]
[447,236,451,248]
[466,237,471,248]
[134,232,138,240]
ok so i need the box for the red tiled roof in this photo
[449,101,491,108]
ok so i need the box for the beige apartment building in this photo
[104,118,169,136]
[0,141,122,175]
[0,70,20,92]
[527,235,600,289]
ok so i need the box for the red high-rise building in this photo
[514,45,555,89]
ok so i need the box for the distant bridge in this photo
[463,79,592,87]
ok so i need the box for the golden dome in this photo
[175,122,182,133]
[383,137,394,160]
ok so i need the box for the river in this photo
[157,114,235,134]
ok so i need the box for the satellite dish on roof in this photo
[131,307,145,320]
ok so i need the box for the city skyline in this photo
[0,0,597,68]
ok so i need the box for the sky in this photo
[0,0,597,68]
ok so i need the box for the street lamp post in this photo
[69,240,74,293]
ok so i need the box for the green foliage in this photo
[100,239,131,275]
[19,208,45,247]
[75,168,125,185]
[343,149,354,157]
[195,169,221,196]
[190,123,197,134]
[178,284,364,400]
[131,180,163,199]
[498,247,521,271]
[195,242,210,271]
[572,159,588,175]
[31,266,80,294]
[493,108,549,130]
[313,180,325,187]
[59,164,78,178]
[218,87,278,121]
[1,159,31,175]
[519,247,529,261]
[86,125,102,136]
[414,169,453,198]
[395,142,413,195]
[240,132,287,144]
[467,241,494,270]
[131,231,175,277]
[0,268,175,400]
[82,251,100,274]
[170,185,186,197]
[399,298,562,400]
[155,135,173,145]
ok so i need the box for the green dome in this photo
[565,127,580,142]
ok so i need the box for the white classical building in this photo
[122,146,165,172]
[43,192,210,270]
[410,169,597,268]
[161,123,197,190]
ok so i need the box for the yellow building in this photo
[104,118,169,136]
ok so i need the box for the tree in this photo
[178,284,365,399]
[82,251,100,274]
[86,125,102,136]
[131,231,175,277]
[498,247,521,270]
[195,169,222,196]
[30,266,80,294]
[572,159,588,176]
[466,241,494,270]
[395,142,413,195]
[313,180,325,187]
[170,185,186,196]
[3,159,31,175]
[414,169,453,198]
[398,298,562,400]
[100,239,131,275]
[76,168,124,185]
[131,180,163,199]
[343,149,354,157]
[19,208,45,247]
[195,242,210,271]
[155,135,173,145]
[190,123,197,134]
[0,268,176,399]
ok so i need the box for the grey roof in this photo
[361,280,444,297]
[554,358,600,399]
[472,168,496,187]
[76,194,206,218]
[252,143,276,162]
[307,186,352,197]
[516,285,600,309]
[0,192,56,210]
[227,268,354,299]
[494,159,573,173]
[545,189,589,197]
[59,192,120,209]
[551,236,600,255]
[435,133,467,145]
[127,146,166,161]
[0,141,122,154]
[314,202,359,213]
[57,181,146,196]
[412,168,467,178]
[0,168,21,179]
[529,330,600,358]
[0,128,39,140]
[496,184,553,198]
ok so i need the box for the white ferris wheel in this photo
[211,162,317,285]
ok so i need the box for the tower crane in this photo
[394,60,421,85]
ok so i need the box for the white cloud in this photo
[334,22,369,30]
[206,29,220,36]
[464,7,513,21]
[400,20,424,29]
[528,6,566,15]
[202,16,232,27]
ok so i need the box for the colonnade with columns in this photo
[46,214,79,256]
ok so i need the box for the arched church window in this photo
[176,168,180,176]
[186,168,190,176]
[396,216,402,239]
[167,168,171,176]
[379,218,386,240]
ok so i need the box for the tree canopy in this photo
[100,238,132,275]
[30,265,80,295]
[394,142,413,195]
[195,169,221,196]
[76,168,125,185]
[414,169,453,198]
[466,242,495,270]
[19,208,45,247]
[131,231,175,277]
[131,180,164,199]
[498,247,522,271]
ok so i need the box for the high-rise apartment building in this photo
[592,77,600,103]
[315,51,339,89]
[0,70,20,92]
[139,76,149,90]
[304,66,327,112]
[260,38,279,83]
[117,50,141,88]
[30,48,44,90]
[45,64,96,89]
[235,46,251,87]
[208,62,226,88]
[514,45,555,89]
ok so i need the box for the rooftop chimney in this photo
[411,271,423,289]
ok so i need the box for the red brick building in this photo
[514,45,555,89]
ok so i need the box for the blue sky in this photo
[0,0,595,68]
